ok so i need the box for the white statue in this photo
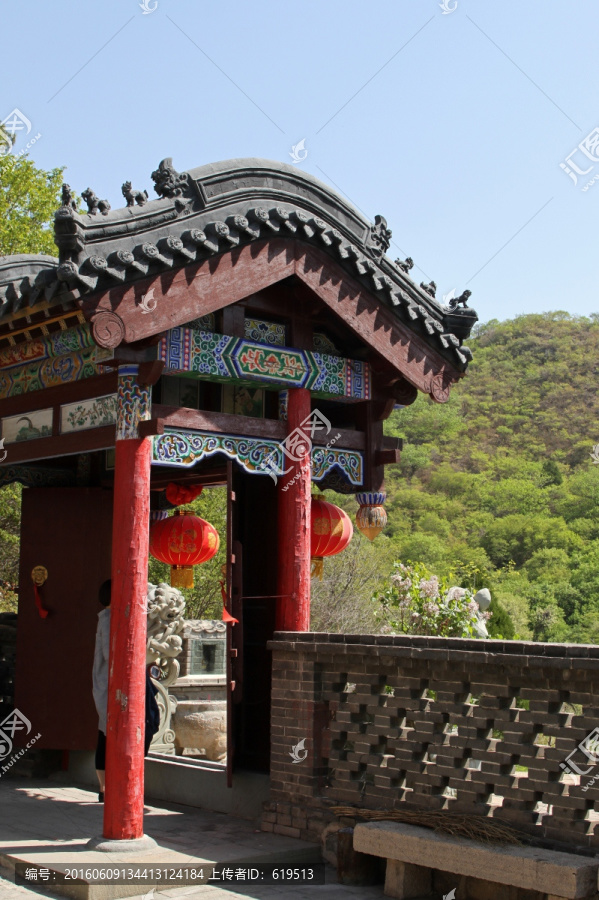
[472,588,492,639]
[146,582,186,686]
[146,582,186,754]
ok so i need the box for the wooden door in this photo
[231,470,278,772]
[15,487,113,750]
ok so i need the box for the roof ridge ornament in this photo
[81,188,111,216]
[122,182,149,207]
[395,256,414,274]
[446,289,472,310]
[420,280,437,298]
[367,214,392,259]
[60,184,77,212]
[151,157,190,199]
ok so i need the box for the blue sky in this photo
[2,0,598,325]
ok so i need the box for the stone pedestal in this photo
[172,699,227,761]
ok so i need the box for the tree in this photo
[310,533,396,633]
[0,153,65,607]
[0,484,21,613]
[0,153,64,256]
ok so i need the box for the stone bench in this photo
[353,821,599,900]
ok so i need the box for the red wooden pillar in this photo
[103,366,152,841]
[276,387,311,632]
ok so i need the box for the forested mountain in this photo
[380,311,599,642]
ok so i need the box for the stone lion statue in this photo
[146,582,186,687]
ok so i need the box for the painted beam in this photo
[152,428,364,487]
[0,345,111,400]
[158,326,370,400]
[0,324,95,370]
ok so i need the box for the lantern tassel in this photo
[171,565,194,589]
[311,557,324,580]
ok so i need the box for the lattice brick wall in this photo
[264,633,599,850]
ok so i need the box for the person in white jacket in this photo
[92,580,111,801]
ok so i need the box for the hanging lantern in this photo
[149,509,169,524]
[355,492,387,542]
[311,494,353,579]
[149,508,220,589]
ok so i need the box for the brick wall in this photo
[264,632,599,852]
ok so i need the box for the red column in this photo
[103,370,151,840]
[276,387,311,632]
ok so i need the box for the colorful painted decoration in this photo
[116,365,151,441]
[355,491,387,541]
[313,332,339,355]
[311,494,353,579]
[0,346,111,400]
[149,508,220,589]
[158,327,370,401]
[152,429,364,487]
[244,318,286,346]
[311,447,363,486]
[185,313,215,332]
[0,324,96,371]
[278,390,288,421]
[0,325,114,399]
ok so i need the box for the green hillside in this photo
[382,311,599,642]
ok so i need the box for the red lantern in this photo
[311,494,353,579]
[149,508,220,589]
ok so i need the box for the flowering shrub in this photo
[373,562,491,637]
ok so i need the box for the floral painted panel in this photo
[60,393,118,434]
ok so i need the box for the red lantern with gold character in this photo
[149,508,220,589]
[311,494,353,579]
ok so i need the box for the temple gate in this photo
[0,157,477,845]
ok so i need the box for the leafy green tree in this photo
[487,601,515,639]
[0,484,21,613]
[0,154,64,255]
[310,532,396,633]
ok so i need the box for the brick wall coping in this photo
[267,631,599,666]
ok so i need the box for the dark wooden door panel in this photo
[15,488,113,750]
[232,470,278,772]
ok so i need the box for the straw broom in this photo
[329,806,525,845]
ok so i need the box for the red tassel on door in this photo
[220,580,239,624]
[33,583,49,619]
